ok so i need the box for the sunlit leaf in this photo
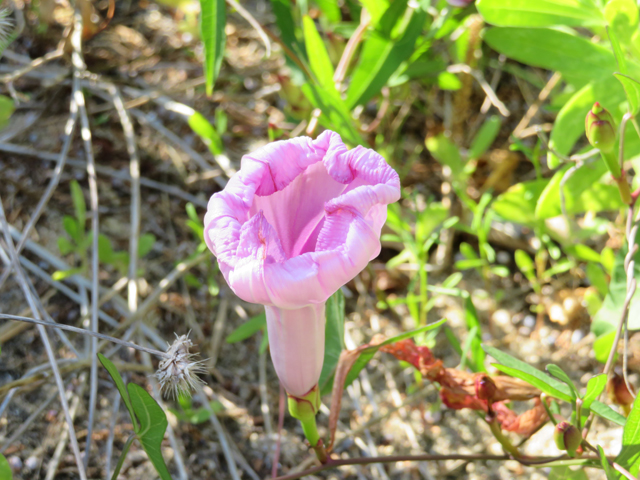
[200,0,226,96]
[319,289,345,395]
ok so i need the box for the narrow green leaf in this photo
[110,434,136,480]
[200,0,227,96]
[468,115,501,160]
[319,289,345,394]
[128,384,172,480]
[583,374,607,410]
[360,0,390,27]
[483,345,573,402]
[426,134,464,179]
[345,5,426,108]
[598,445,617,480]
[0,95,14,130]
[188,111,224,155]
[98,234,115,264]
[515,250,536,283]
[546,364,579,399]
[615,73,640,116]
[302,16,335,92]
[315,0,341,23]
[0,453,12,480]
[225,313,266,343]
[70,180,86,228]
[477,0,605,28]
[98,353,138,431]
[591,400,626,426]
[138,233,156,258]
[52,267,84,281]
[345,319,446,387]
[270,0,307,72]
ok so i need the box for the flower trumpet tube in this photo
[204,131,400,441]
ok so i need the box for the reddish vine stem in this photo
[269,453,609,480]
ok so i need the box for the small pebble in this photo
[523,315,536,328]
[519,326,531,336]
[8,456,22,471]
[572,329,585,344]
[25,456,39,470]
[497,251,510,264]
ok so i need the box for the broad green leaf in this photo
[70,180,86,228]
[188,111,223,155]
[483,345,573,402]
[319,289,345,394]
[345,319,446,387]
[615,73,640,116]
[587,262,609,297]
[591,399,626,426]
[128,384,172,480]
[315,0,341,23]
[593,330,618,364]
[491,178,549,226]
[549,465,589,480]
[477,0,605,28]
[200,0,226,96]
[57,236,75,255]
[483,27,616,86]
[98,234,115,264]
[301,82,363,146]
[0,454,11,480]
[360,0,390,27]
[225,313,266,343]
[437,72,462,90]
[468,115,501,160]
[548,77,625,168]
[98,353,138,431]
[598,444,617,480]
[593,245,640,335]
[0,95,14,130]
[302,16,336,92]
[535,161,624,219]
[345,6,426,108]
[138,233,156,258]
[515,250,536,283]
[583,374,607,410]
[605,0,639,45]
[617,393,640,476]
[546,364,578,399]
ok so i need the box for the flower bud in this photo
[554,421,582,457]
[288,385,322,446]
[607,374,635,409]
[585,102,616,154]
[475,374,497,402]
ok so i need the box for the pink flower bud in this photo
[204,131,400,396]
[585,102,616,154]
[475,374,497,402]
[554,421,582,456]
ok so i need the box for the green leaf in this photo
[302,16,335,92]
[515,249,536,283]
[491,178,548,226]
[535,161,624,219]
[270,0,306,75]
[426,134,464,179]
[138,233,156,258]
[98,234,115,264]
[483,27,616,86]
[605,0,639,45]
[565,244,601,263]
[200,0,227,96]
[301,82,363,146]
[225,313,266,343]
[110,434,135,480]
[128,384,172,480]
[617,393,640,476]
[62,215,80,244]
[593,245,640,335]
[315,0,341,23]
[483,345,573,402]
[188,111,223,155]
[549,465,589,480]
[57,236,75,255]
[593,330,618,364]
[345,5,426,108]
[360,0,390,27]
[345,319,446,387]
[98,353,138,431]
[591,400,626,426]
[468,115,501,160]
[477,0,605,28]
[0,95,15,130]
[70,180,86,228]
[598,444,617,480]
[615,73,640,116]
[583,374,607,410]
[546,364,579,399]
[0,453,12,480]
[319,289,345,394]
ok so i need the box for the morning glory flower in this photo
[204,130,400,398]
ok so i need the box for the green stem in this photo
[299,415,320,447]
[487,414,521,458]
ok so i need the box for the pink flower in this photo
[204,131,400,397]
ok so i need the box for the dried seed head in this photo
[156,334,205,398]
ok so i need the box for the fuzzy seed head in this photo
[156,334,205,398]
